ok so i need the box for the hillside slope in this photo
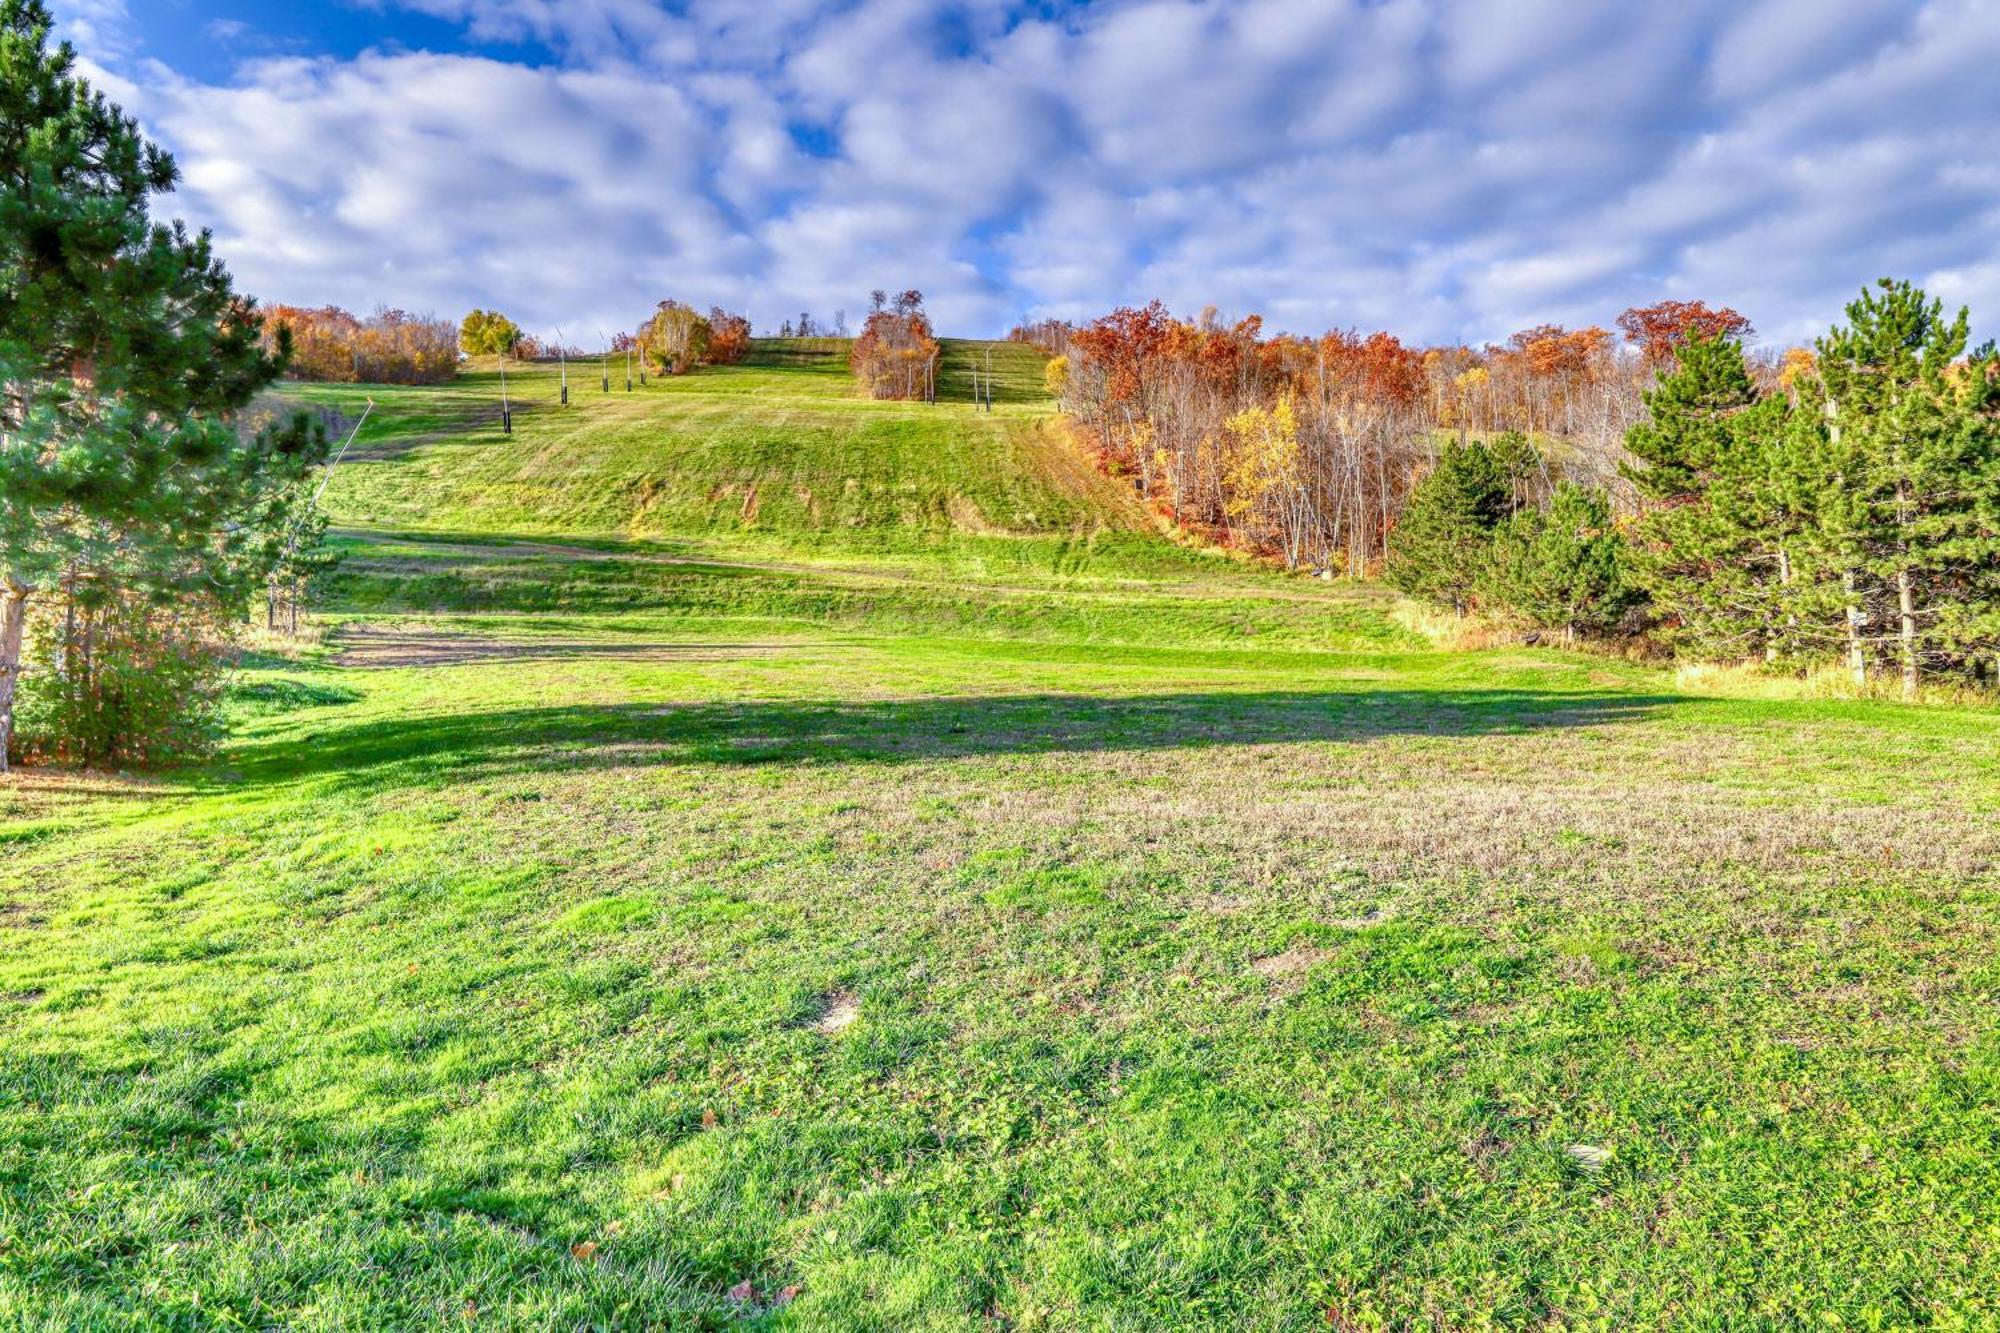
[292,339,1142,564]
[272,338,1412,647]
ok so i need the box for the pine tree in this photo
[1477,483,1633,640]
[261,483,342,637]
[1622,335,1807,659]
[1805,280,2000,696]
[0,0,323,769]
[1384,440,1515,613]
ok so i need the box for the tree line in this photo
[1046,289,2000,694]
[461,304,753,377]
[1039,299,1774,577]
[262,306,459,385]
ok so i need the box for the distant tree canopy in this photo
[1009,319,1075,358]
[1053,279,2000,693]
[0,0,330,768]
[643,302,709,375]
[633,302,750,375]
[267,306,458,384]
[1617,300,1756,368]
[460,309,523,357]
[707,309,752,365]
[851,289,939,400]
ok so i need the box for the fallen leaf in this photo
[726,1279,756,1305]
[1565,1143,1613,1173]
[570,1241,599,1261]
[701,1108,719,1129]
[774,1285,802,1308]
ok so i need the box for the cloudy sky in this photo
[50,0,2000,347]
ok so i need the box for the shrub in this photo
[707,309,752,365]
[1384,440,1519,612]
[14,592,230,768]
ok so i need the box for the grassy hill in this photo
[296,339,1147,570]
[279,337,1412,648]
[4,345,1999,1328]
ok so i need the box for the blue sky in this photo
[51,0,2000,346]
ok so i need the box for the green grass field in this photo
[4,342,1998,1329]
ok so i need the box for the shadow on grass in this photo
[236,688,1689,788]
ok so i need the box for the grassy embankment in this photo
[2,339,1997,1329]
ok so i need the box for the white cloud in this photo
[50,0,2000,344]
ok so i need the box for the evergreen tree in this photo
[0,0,324,769]
[1384,440,1516,612]
[260,483,342,637]
[1622,335,1808,659]
[1804,280,2000,696]
[1478,483,1633,640]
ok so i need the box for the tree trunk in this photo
[0,581,29,775]
[1843,571,1867,687]
[1897,564,1919,700]
[1896,477,1918,701]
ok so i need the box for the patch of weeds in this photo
[227,677,363,717]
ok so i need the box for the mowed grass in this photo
[4,346,2000,1329]
[301,339,1151,577]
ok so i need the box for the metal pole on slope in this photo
[499,353,512,434]
[554,326,571,407]
[309,399,376,509]
[263,399,376,640]
[598,330,611,393]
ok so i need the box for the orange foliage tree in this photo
[707,308,752,365]
[1055,301,1771,573]
[1616,300,1755,367]
[851,290,940,400]
[262,306,458,384]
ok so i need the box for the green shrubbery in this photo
[1388,434,1629,639]
[15,596,228,768]
[1478,483,1634,641]
[1383,439,1520,613]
